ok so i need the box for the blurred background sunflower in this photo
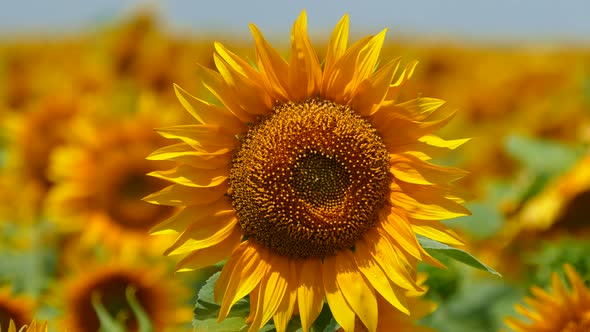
[1,1,589,331]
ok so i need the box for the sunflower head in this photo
[505,264,590,332]
[60,262,190,332]
[498,154,590,259]
[147,10,469,332]
[45,95,181,253]
[3,93,83,214]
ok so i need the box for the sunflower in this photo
[3,93,83,215]
[45,95,179,254]
[505,264,590,331]
[106,11,206,99]
[146,11,469,332]
[518,155,590,237]
[58,260,191,332]
[498,154,590,257]
[0,287,35,331]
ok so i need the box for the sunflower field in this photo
[1,8,590,332]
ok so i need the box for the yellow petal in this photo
[505,316,532,332]
[174,84,245,134]
[410,219,464,246]
[249,23,290,101]
[351,29,387,90]
[515,303,541,322]
[322,255,356,332]
[214,41,265,82]
[379,208,422,260]
[213,53,273,115]
[389,181,471,220]
[148,165,228,188]
[287,10,322,101]
[334,251,379,332]
[420,134,470,149]
[143,182,228,206]
[565,264,590,303]
[175,226,242,272]
[248,253,289,332]
[373,109,458,148]
[164,214,237,255]
[323,29,388,104]
[245,284,259,324]
[149,197,233,234]
[350,57,401,116]
[297,258,325,332]
[321,34,373,104]
[389,153,468,186]
[217,241,270,320]
[147,142,232,170]
[354,238,410,315]
[394,97,447,121]
[385,60,419,102]
[360,228,422,293]
[322,14,349,91]
[273,261,297,332]
[8,320,16,332]
[387,135,471,160]
[155,125,237,152]
[195,64,256,123]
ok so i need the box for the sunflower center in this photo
[229,99,390,259]
[291,151,351,208]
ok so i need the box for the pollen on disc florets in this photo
[229,99,390,259]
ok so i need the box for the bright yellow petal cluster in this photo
[505,264,590,332]
[147,10,469,332]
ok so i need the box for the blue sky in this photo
[1,0,589,43]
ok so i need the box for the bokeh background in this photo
[1,1,590,331]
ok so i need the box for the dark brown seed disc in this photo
[228,99,390,259]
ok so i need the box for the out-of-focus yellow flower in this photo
[505,264,590,331]
[56,257,191,332]
[146,10,469,332]
[502,154,590,248]
[105,11,208,100]
[3,93,85,215]
[0,287,35,330]
[45,95,179,255]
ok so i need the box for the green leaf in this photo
[194,317,249,332]
[126,286,154,332]
[311,304,340,332]
[92,292,126,332]
[418,235,501,277]
[193,271,251,332]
